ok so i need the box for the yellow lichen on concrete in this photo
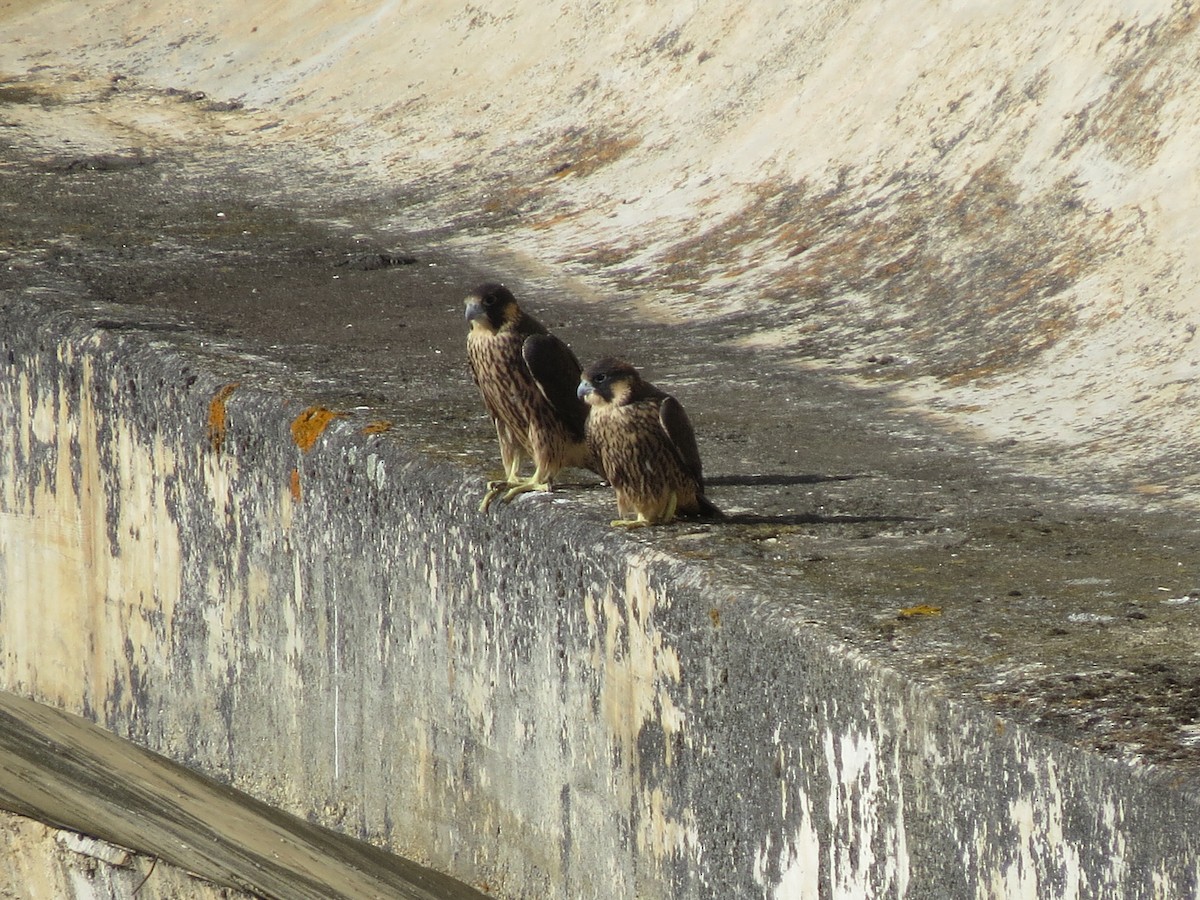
[291,406,344,453]
[639,785,700,868]
[597,562,681,770]
[207,382,239,453]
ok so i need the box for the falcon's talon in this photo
[501,479,551,502]
[610,517,650,529]
[663,491,679,523]
[479,485,506,513]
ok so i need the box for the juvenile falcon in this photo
[465,282,592,511]
[577,357,721,527]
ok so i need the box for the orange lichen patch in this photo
[1072,29,1181,168]
[291,406,345,452]
[612,157,1102,389]
[946,161,1018,234]
[898,604,943,619]
[207,382,240,453]
[942,312,1073,386]
[656,178,824,278]
[872,248,921,280]
[289,468,303,502]
[1033,314,1072,349]
[573,243,635,269]
[361,419,393,435]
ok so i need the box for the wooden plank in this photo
[0,692,489,900]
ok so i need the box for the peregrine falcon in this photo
[465,282,592,511]
[577,357,721,527]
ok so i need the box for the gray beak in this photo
[577,380,593,400]
[464,298,484,323]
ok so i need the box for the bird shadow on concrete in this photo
[705,473,863,488]
[701,473,925,527]
[712,511,923,527]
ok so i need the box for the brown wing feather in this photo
[658,395,704,488]
[523,334,587,441]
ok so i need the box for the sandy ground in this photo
[1,1,1199,506]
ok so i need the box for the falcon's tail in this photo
[694,494,724,519]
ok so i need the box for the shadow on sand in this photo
[700,472,924,528]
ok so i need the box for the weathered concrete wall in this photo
[3,297,1198,898]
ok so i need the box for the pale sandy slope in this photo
[3,0,1197,504]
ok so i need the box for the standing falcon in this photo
[577,357,721,527]
[465,282,592,511]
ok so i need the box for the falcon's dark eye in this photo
[482,296,496,307]
[593,373,607,383]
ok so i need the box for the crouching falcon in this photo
[577,357,721,527]
[465,282,592,511]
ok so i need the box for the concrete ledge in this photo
[6,0,1200,497]
[3,292,1198,898]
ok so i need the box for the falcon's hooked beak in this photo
[577,380,595,401]
[463,297,485,324]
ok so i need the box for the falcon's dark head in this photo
[464,282,519,333]
[578,357,641,407]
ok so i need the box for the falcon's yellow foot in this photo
[610,515,651,529]
[501,478,551,503]
[662,492,679,523]
[609,494,678,528]
[479,479,516,513]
